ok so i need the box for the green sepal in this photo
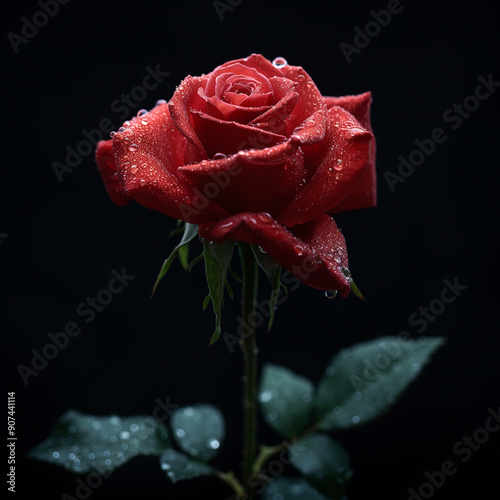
[250,244,283,331]
[151,223,198,297]
[203,239,236,345]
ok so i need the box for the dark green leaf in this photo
[258,364,314,438]
[262,477,330,500]
[290,433,352,500]
[315,336,445,430]
[250,244,283,331]
[28,410,170,474]
[160,448,212,483]
[203,239,235,345]
[170,405,224,462]
[151,223,198,296]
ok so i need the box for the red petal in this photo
[277,106,373,226]
[178,144,305,214]
[324,92,373,131]
[95,139,131,206]
[199,212,351,296]
[112,102,229,224]
[168,75,208,161]
[198,87,271,123]
[190,109,286,157]
[324,92,376,212]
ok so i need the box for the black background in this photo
[2,0,499,498]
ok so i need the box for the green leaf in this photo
[203,239,236,345]
[28,410,170,474]
[315,336,445,430]
[170,405,224,462]
[290,433,352,500]
[262,477,330,500]
[160,448,212,483]
[250,244,282,331]
[151,223,198,297]
[258,364,314,438]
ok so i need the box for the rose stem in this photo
[238,242,259,499]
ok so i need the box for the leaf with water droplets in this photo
[203,239,235,345]
[262,476,330,500]
[258,364,314,438]
[170,405,224,463]
[290,433,352,500]
[27,410,170,474]
[151,222,198,297]
[160,448,212,483]
[315,336,445,430]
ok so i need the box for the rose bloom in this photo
[96,54,375,297]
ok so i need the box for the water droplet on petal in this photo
[213,152,227,160]
[175,428,186,438]
[334,159,343,171]
[325,289,338,299]
[110,131,116,138]
[129,143,139,152]
[52,452,60,459]
[256,212,274,223]
[156,99,167,106]
[272,56,288,68]
[120,431,130,440]
[352,415,361,424]
[139,179,146,187]
[137,109,148,117]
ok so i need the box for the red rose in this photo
[96,54,376,296]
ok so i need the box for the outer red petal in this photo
[178,143,305,215]
[277,106,373,226]
[199,212,351,296]
[324,92,377,212]
[112,102,229,224]
[168,75,209,162]
[95,139,131,206]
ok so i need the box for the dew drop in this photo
[334,159,343,171]
[139,179,147,187]
[259,391,272,403]
[137,109,148,117]
[130,164,138,172]
[156,99,167,106]
[129,143,139,152]
[256,212,274,223]
[325,289,338,299]
[175,428,186,438]
[213,152,227,160]
[130,424,139,432]
[109,131,116,138]
[120,431,130,440]
[208,438,220,450]
[352,415,361,424]
[272,56,288,68]
[118,126,125,133]
[68,453,76,460]
[52,451,60,459]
